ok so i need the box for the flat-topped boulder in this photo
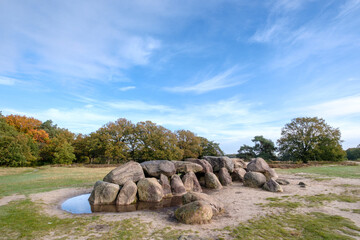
[185,159,213,173]
[175,201,213,224]
[172,161,203,173]
[182,192,224,216]
[140,160,176,177]
[243,172,266,188]
[202,156,234,172]
[103,161,145,186]
[137,178,164,202]
[246,157,270,173]
[89,180,120,205]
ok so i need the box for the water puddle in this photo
[61,193,183,214]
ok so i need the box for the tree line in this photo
[0,113,223,166]
[237,117,353,163]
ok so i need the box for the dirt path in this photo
[25,173,360,239]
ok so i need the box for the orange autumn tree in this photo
[5,115,50,143]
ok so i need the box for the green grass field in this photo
[0,164,359,239]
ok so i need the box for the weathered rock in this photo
[172,161,203,173]
[185,159,213,173]
[243,172,266,188]
[103,161,145,185]
[140,160,176,177]
[263,179,283,192]
[202,156,234,172]
[264,168,278,181]
[175,201,213,224]
[116,180,137,205]
[232,158,247,169]
[276,178,290,185]
[89,181,120,205]
[198,176,206,186]
[182,192,224,215]
[218,167,232,186]
[246,157,270,173]
[299,182,307,188]
[182,171,202,192]
[137,178,164,202]
[231,168,246,182]
[159,174,172,198]
[204,172,222,189]
[171,174,187,195]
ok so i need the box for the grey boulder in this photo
[263,179,283,192]
[202,156,234,172]
[140,160,176,177]
[171,174,187,195]
[185,159,213,173]
[103,161,145,186]
[182,191,224,216]
[204,172,222,189]
[88,180,120,205]
[218,167,232,186]
[231,168,246,182]
[116,180,137,205]
[159,174,172,198]
[182,171,202,192]
[137,178,164,202]
[246,157,270,173]
[175,201,213,224]
[243,172,266,188]
[172,161,203,173]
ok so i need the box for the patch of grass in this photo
[265,201,303,209]
[0,199,95,239]
[223,212,360,240]
[0,166,114,197]
[353,209,360,214]
[300,193,360,206]
[278,165,360,179]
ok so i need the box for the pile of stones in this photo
[88,156,285,224]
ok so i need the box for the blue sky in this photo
[1,0,360,153]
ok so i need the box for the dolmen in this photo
[88,156,285,224]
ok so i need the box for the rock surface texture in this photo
[137,178,164,202]
[218,168,232,186]
[203,156,234,172]
[243,172,266,188]
[263,179,283,192]
[89,181,120,205]
[116,180,137,205]
[231,168,246,182]
[182,192,224,215]
[175,201,213,224]
[103,161,145,185]
[140,160,176,177]
[171,174,187,195]
[182,171,202,192]
[204,172,222,189]
[172,161,203,173]
[185,159,213,173]
[246,157,270,173]
[159,174,172,198]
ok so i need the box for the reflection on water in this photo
[61,193,183,214]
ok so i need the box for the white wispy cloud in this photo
[164,67,248,94]
[0,76,17,86]
[119,86,136,91]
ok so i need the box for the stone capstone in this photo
[103,161,145,186]
[88,180,120,205]
[182,192,224,216]
[140,160,176,177]
[171,174,187,195]
[232,158,247,169]
[204,172,222,189]
[202,156,234,172]
[185,159,213,173]
[175,201,213,224]
[137,178,164,202]
[116,180,137,205]
[262,179,283,192]
[182,171,202,192]
[246,157,270,173]
[218,167,232,186]
[172,161,203,173]
[243,172,266,188]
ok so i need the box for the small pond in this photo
[61,193,183,214]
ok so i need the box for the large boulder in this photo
[140,160,176,177]
[116,180,137,205]
[264,168,278,181]
[204,172,222,189]
[88,181,120,205]
[218,168,232,186]
[246,157,270,173]
[182,192,224,216]
[202,156,234,173]
[185,159,213,173]
[231,168,246,182]
[182,171,202,192]
[243,172,266,188]
[159,174,172,198]
[172,161,203,173]
[103,161,145,186]
[263,179,283,192]
[175,201,213,224]
[232,158,247,169]
[171,174,186,195]
[137,178,164,202]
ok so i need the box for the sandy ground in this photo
[3,172,359,239]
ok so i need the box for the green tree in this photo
[346,145,360,161]
[199,137,224,157]
[252,136,277,161]
[39,132,75,164]
[277,117,345,163]
[176,130,202,159]
[237,144,256,161]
